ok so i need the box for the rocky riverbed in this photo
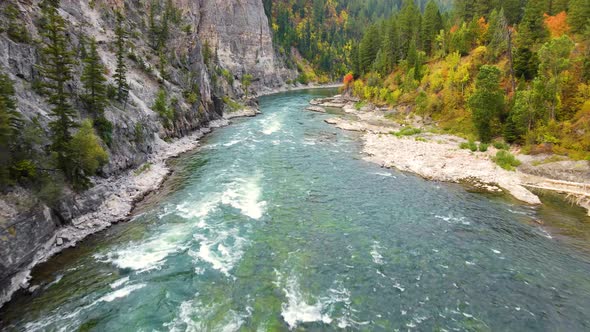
[310,95,590,213]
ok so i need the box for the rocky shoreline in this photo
[0,85,339,309]
[0,107,263,308]
[309,95,590,212]
[257,83,343,97]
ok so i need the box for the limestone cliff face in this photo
[0,0,294,306]
[198,0,293,91]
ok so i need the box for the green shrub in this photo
[460,140,478,152]
[94,115,113,147]
[354,101,367,110]
[134,122,145,143]
[394,127,422,137]
[68,120,109,190]
[478,143,489,152]
[221,68,234,85]
[153,89,175,128]
[222,96,242,112]
[493,150,521,171]
[493,141,509,150]
[297,73,309,85]
[134,163,152,176]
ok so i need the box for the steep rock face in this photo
[198,0,295,93]
[0,0,292,306]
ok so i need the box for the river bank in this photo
[0,107,265,308]
[0,86,340,309]
[309,95,590,214]
[256,82,343,97]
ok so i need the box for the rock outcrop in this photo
[0,0,295,307]
[198,0,295,93]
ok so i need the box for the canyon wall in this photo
[0,0,295,306]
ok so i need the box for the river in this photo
[1,89,590,331]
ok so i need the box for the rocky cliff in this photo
[0,0,295,307]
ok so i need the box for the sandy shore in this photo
[310,95,590,212]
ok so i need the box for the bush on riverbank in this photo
[460,140,478,152]
[393,127,422,137]
[493,151,521,171]
[493,141,510,150]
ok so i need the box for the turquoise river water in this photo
[1,89,590,331]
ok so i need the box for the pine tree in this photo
[501,0,526,25]
[474,0,493,18]
[514,46,539,80]
[518,0,549,46]
[548,0,569,14]
[37,1,78,178]
[350,43,361,77]
[0,72,21,186]
[422,0,443,55]
[149,0,159,49]
[359,25,381,74]
[568,0,590,33]
[456,0,476,21]
[81,38,107,116]
[487,9,509,61]
[157,0,172,50]
[81,38,112,145]
[241,74,253,98]
[469,65,505,142]
[537,35,575,119]
[4,4,31,43]
[382,17,401,73]
[399,0,421,58]
[113,11,129,103]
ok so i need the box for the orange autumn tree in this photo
[477,17,489,43]
[343,73,354,88]
[544,12,570,38]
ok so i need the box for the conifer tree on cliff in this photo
[0,72,21,187]
[37,0,78,179]
[113,11,129,104]
[81,38,112,144]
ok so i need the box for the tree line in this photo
[349,0,590,158]
[265,0,454,81]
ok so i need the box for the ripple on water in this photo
[261,113,283,135]
[165,295,249,332]
[180,173,265,275]
[276,270,362,330]
[220,172,267,220]
[93,223,192,273]
[190,229,248,277]
[370,241,385,265]
[94,172,265,275]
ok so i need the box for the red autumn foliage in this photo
[343,73,354,86]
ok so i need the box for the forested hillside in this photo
[347,0,590,159]
[263,0,454,82]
